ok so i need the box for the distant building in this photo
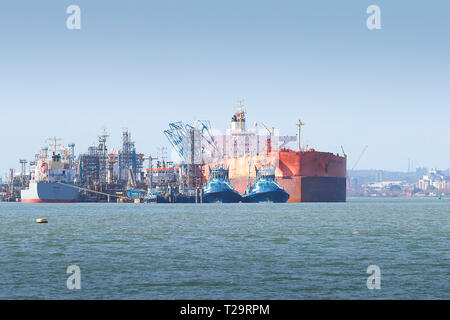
[417,179,430,190]
[376,170,384,182]
[366,181,403,190]
[417,169,449,191]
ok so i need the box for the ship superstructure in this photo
[204,106,347,202]
[21,138,78,203]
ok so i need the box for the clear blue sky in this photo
[0,0,449,176]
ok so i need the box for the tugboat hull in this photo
[203,190,242,203]
[242,189,290,203]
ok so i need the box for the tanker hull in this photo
[21,182,79,203]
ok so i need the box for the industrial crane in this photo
[164,120,221,162]
[260,122,274,135]
[346,145,368,190]
[351,145,368,171]
[260,122,274,154]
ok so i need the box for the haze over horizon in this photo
[1,1,449,176]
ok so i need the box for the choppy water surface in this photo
[0,198,448,299]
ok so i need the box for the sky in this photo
[0,0,449,176]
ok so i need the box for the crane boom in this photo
[260,122,272,135]
[351,145,368,171]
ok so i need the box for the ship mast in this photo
[47,137,62,155]
[237,100,245,131]
[296,120,304,152]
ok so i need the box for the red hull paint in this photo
[21,199,76,203]
[278,150,346,178]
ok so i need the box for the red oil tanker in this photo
[204,106,347,202]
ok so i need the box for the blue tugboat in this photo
[126,185,147,200]
[203,167,242,203]
[143,188,158,203]
[242,167,290,203]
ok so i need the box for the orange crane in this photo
[260,122,274,154]
[260,122,274,135]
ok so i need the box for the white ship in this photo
[21,140,78,203]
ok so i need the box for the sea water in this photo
[0,198,448,299]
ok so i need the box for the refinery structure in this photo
[1,104,348,203]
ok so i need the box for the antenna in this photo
[236,100,246,130]
[237,99,245,111]
[296,120,305,152]
[157,146,168,167]
[99,127,109,143]
[19,159,28,176]
[98,127,109,155]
